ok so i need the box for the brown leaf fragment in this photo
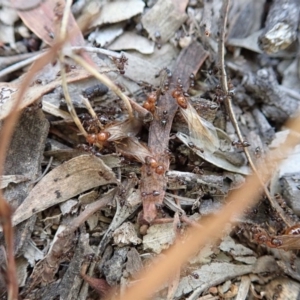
[12,155,117,226]
[12,0,85,46]
[142,0,188,43]
[81,274,111,296]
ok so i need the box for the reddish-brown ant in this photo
[86,132,111,145]
[143,91,157,113]
[171,79,188,109]
[155,165,165,175]
[145,156,158,168]
[251,224,300,250]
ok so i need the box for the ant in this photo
[145,156,165,175]
[189,73,195,88]
[140,68,173,113]
[111,54,128,75]
[232,140,251,148]
[160,110,168,127]
[86,132,111,145]
[171,77,189,109]
[143,91,157,113]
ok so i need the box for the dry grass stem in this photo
[60,0,73,41]
[0,52,44,78]
[59,55,88,137]
[70,53,134,119]
[217,0,291,226]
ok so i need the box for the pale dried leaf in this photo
[109,32,155,54]
[219,236,254,256]
[12,0,85,46]
[113,222,142,246]
[143,223,175,254]
[23,240,44,267]
[12,155,117,226]
[86,211,100,230]
[179,102,220,152]
[126,248,143,279]
[176,132,250,175]
[176,256,277,299]
[88,23,124,47]
[91,0,145,26]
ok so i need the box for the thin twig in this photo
[218,0,291,226]
[59,55,88,137]
[69,53,134,119]
[32,156,53,184]
[80,95,104,130]
[60,0,73,41]
[72,46,121,59]
[0,52,44,78]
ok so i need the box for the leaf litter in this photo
[0,0,300,299]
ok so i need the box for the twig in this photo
[80,95,104,130]
[72,46,121,59]
[32,156,53,184]
[59,55,88,137]
[217,0,292,226]
[69,53,134,119]
[0,52,44,78]
[60,0,73,41]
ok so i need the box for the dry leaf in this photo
[113,222,142,246]
[12,155,117,226]
[12,0,85,46]
[91,0,145,27]
[109,32,155,54]
[176,132,250,175]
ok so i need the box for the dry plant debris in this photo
[0,0,300,299]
